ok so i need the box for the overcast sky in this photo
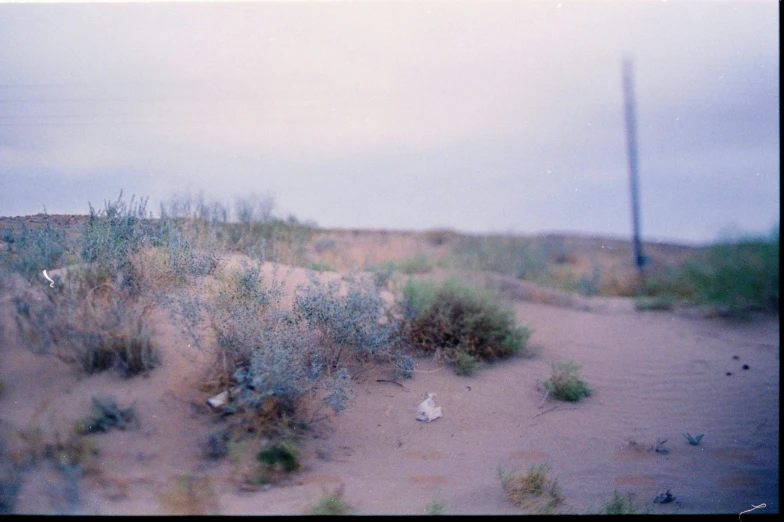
[0,0,779,245]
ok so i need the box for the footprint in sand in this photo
[614,475,657,487]
[406,475,448,485]
[508,450,550,461]
[404,449,444,461]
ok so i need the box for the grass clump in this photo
[603,490,646,514]
[252,439,302,484]
[682,433,704,446]
[160,475,218,515]
[425,493,446,515]
[305,485,352,515]
[682,227,779,317]
[0,214,68,281]
[498,463,561,512]
[543,360,592,402]
[400,279,533,374]
[74,397,139,435]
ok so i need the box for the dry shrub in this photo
[160,475,219,515]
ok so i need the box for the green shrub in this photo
[0,215,67,281]
[396,253,433,274]
[451,235,551,281]
[305,485,352,515]
[13,277,159,377]
[257,439,301,474]
[682,227,779,316]
[543,361,592,402]
[400,279,533,373]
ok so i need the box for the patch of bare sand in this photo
[0,257,778,515]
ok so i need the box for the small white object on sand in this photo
[416,392,442,422]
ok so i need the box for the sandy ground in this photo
[0,239,778,515]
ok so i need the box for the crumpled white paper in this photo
[416,392,442,422]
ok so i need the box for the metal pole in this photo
[622,58,646,274]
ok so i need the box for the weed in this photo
[74,397,139,435]
[603,490,645,514]
[160,475,218,515]
[498,463,561,512]
[305,484,352,515]
[309,261,337,273]
[543,360,592,402]
[400,279,533,374]
[14,282,158,377]
[396,253,433,274]
[453,348,479,376]
[425,493,446,515]
[682,227,779,316]
[0,215,67,281]
[682,433,704,446]
[257,439,301,476]
[451,235,552,282]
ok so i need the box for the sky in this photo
[0,0,779,245]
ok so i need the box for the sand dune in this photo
[0,241,778,515]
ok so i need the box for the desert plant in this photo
[682,433,704,446]
[396,253,433,274]
[543,360,592,402]
[13,272,159,377]
[305,485,352,515]
[603,490,644,514]
[293,275,401,370]
[160,475,218,515]
[400,279,533,373]
[451,235,552,282]
[425,493,446,515]
[498,463,561,511]
[74,397,139,435]
[257,439,301,474]
[0,216,67,281]
[681,227,779,316]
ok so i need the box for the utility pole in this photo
[622,57,646,275]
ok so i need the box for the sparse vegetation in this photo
[425,493,446,515]
[160,475,219,515]
[543,360,592,402]
[305,485,352,515]
[399,279,533,374]
[603,490,645,514]
[682,433,704,446]
[498,463,561,512]
[74,397,139,435]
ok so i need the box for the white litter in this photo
[416,392,442,422]
[207,385,243,410]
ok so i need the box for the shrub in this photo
[79,191,158,294]
[682,227,779,316]
[400,279,533,373]
[603,490,644,514]
[257,439,301,474]
[498,463,561,512]
[0,215,67,281]
[682,433,704,446]
[160,475,218,515]
[293,275,400,370]
[13,276,159,377]
[543,361,592,402]
[451,235,551,282]
[74,397,139,435]
[305,485,352,515]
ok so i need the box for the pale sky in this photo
[0,0,779,244]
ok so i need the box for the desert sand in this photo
[0,226,778,515]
